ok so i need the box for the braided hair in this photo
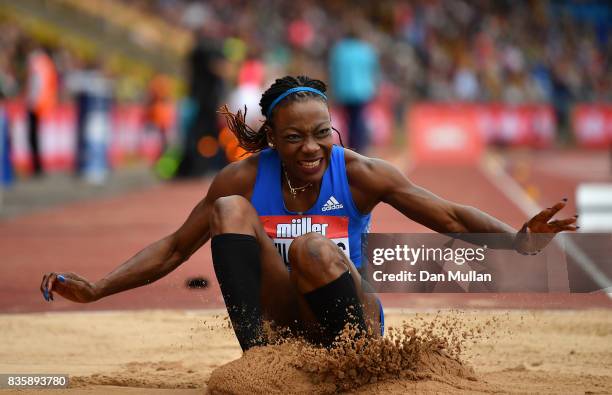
[219,75,329,153]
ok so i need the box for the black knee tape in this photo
[303,271,367,346]
[211,233,265,350]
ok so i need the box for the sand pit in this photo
[207,312,482,394]
[1,309,611,394]
[207,332,477,394]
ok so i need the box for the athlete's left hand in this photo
[513,199,578,254]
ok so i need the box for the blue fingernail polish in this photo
[44,289,49,301]
[58,275,65,283]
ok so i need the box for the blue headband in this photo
[265,87,327,119]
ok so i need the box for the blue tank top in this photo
[251,145,371,268]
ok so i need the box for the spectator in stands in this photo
[176,25,228,178]
[329,21,379,153]
[25,42,58,176]
[144,74,173,160]
[65,57,112,176]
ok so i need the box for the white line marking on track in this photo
[480,152,612,298]
[480,153,540,217]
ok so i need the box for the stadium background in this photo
[0,1,610,393]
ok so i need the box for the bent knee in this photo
[210,195,256,234]
[289,233,346,277]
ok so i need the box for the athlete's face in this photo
[268,99,334,184]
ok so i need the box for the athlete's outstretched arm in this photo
[40,159,256,303]
[347,154,576,251]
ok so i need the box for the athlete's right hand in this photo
[40,272,99,303]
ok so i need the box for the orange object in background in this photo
[27,50,58,119]
[408,103,484,165]
[197,136,219,158]
[146,75,174,132]
[218,127,235,148]
[218,126,250,162]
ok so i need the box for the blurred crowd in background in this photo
[143,0,611,103]
[0,0,610,182]
[3,0,610,102]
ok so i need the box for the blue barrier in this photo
[0,107,14,186]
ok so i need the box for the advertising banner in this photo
[407,103,556,164]
[572,104,612,148]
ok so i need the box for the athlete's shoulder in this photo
[220,152,259,178]
[343,147,384,184]
[208,152,260,199]
[343,148,406,211]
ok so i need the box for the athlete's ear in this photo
[265,124,275,148]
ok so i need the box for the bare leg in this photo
[210,195,300,329]
[210,196,380,345]
[289,232,381,342]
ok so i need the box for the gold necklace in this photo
[283,167,312,198]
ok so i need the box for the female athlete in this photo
[40,76,577,350]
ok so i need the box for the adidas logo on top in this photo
[322,196,344,212]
